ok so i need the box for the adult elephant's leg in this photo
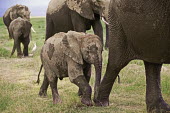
[94,55,130,106]
[92,18,103,45]
[39,72,49,97]
[22,36,30,56]
[70,11,86,32]
[144,61,170,112]
[45,16,54,40]
[94,6,133,106]
[94,24,132,105]
[78,64,91,96]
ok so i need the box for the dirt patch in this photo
[0,57,42,86]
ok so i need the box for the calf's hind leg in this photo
[39,72,49,97]
[22,37,30,56]
[41,63,61,104]
[16,39,23,57]
[49,77,61,104]
[46,69,61,104]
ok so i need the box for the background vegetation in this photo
[0,17,170,113]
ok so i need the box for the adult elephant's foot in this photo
[39,89,47,97]
[94,98,109,106]
[81,96,93,106]
[147,100,170,113]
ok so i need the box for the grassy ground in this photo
[0,17,170,113]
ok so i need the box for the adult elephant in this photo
[46,0,110,47]
[95,0,170,112]
[3,4,33,38]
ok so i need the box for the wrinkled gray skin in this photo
[95,0,170,112]
[46,0,110,48]
[39,31,103,106]
[9,17,32,57]
[3,4,30,39]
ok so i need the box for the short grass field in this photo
[0,17,170,113]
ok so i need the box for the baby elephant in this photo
[9,17,32,57]
[38,31,103,106]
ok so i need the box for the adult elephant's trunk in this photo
[93,54,102,101]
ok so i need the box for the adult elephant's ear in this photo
[67,0,95,20]
[23,20,32,38]
[62,34,83,65]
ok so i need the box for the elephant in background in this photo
[3,4,31,39]
[38,31,103,106]
[95,0,170,112]
[46,0,110,48]
[9,17,32,57]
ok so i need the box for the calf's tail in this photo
[36,64,43,84]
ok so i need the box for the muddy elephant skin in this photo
[9,17,32,57]
[95,0,170,113]
[39,31,103,106]
[3,4,30,39]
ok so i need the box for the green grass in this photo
[0,17,170,113]
[0,48,10,57]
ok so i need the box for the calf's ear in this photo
[62,34,83,65]
[23,20,32,38]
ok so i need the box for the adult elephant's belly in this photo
[116,0,170,63]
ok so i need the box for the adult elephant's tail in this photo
[36,64,43,84]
